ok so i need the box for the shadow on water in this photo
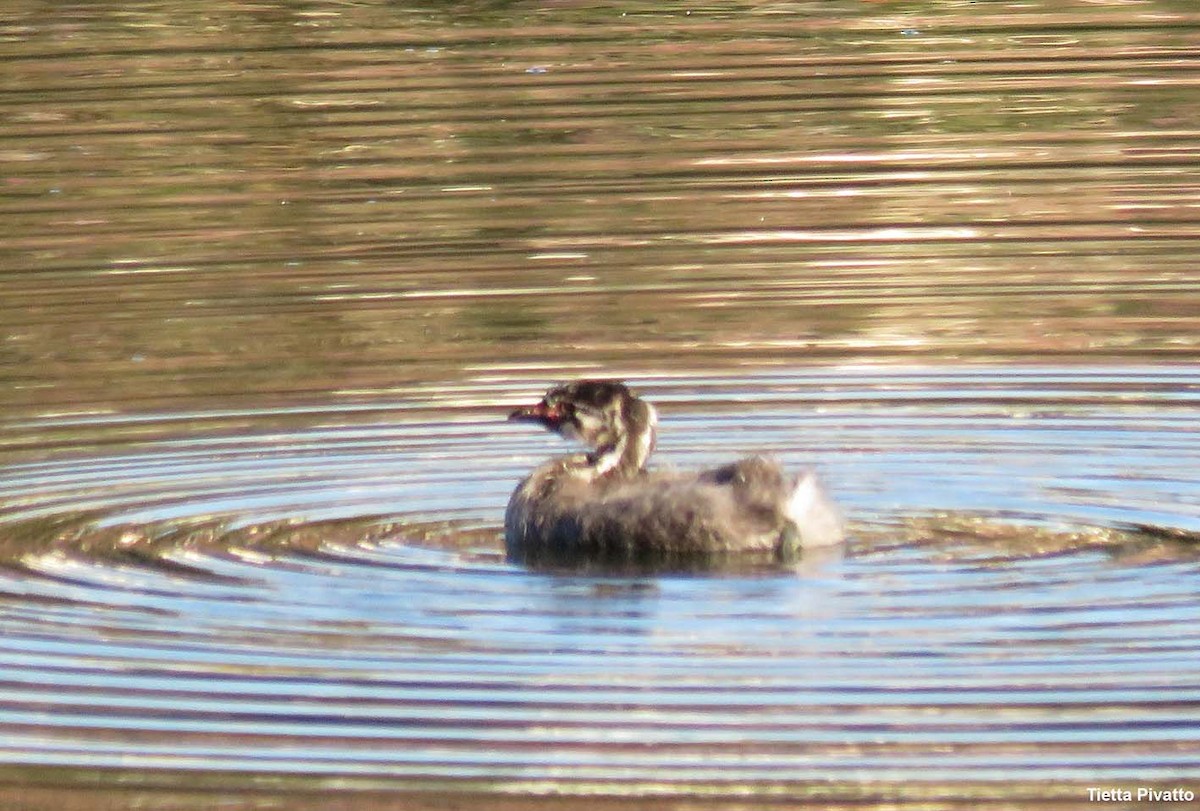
[5,504,1196,577]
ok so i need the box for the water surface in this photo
[2,1,1200,808]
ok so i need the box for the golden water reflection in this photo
[2,1,1199,418]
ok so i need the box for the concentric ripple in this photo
[0,367,1198,800]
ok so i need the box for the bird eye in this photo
[545,397,574,419]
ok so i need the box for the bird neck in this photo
[582,400,658,481]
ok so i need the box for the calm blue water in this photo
[0,368,1197,798]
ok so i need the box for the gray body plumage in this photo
[504,380,844,566]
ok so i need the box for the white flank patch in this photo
[786,471,846,547]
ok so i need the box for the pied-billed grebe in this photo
[505,380,844,565]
